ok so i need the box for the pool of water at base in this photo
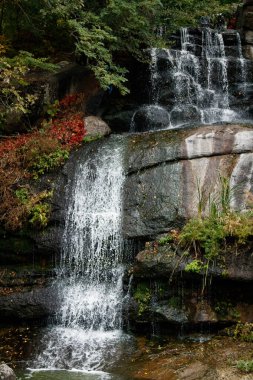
[1,325,251,380]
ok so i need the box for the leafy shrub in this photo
[185,259,205,274]
[236,360,253,373]
[0,93,86,231]
[233,322,253,342]
[15,188,29,204]
[30,149,69,179]
[179,176,253,267]
[158,234,174,245]
[29,203,50,228]
[0,47,58,129]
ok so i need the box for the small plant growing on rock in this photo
[29,203,51,228]
[236,360,253,373]
[185,259,206,274]
[134,283,152,317]
[179,176,253,275]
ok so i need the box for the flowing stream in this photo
[31,136,132,378]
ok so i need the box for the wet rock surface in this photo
[134,244,253,281]
[2,125,253,323]
[128,335,253,380]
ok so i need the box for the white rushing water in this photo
[34,137,129,375]
[131,27,251,132]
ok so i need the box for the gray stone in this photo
[245,30,253,44]
[178,362,216,380]
[0,363,16,380]
[104,110,135,132]
[84,116,111,138]
[132,105,170,132]
[154,303,189,324]
[134,244,253,281]
[243,12,253,30]
[0,286,60,322]
[123,125,253,239]
[244,45,253,60]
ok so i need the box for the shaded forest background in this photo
[0,0,241,98]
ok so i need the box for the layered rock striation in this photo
[124,124,253,238]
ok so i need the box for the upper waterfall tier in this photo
[131,28,253,132]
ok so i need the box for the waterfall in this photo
[150,47,159,104]
[236,31,247,95]
[33,137,130,374]
[131,27,252,132]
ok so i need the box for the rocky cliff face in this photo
[241,0,253,60]
[127,242,253,327]
[1,124,253,325]
[123,124,253,328]
[124,124,253,238]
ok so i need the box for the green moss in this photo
[168,296,181,309]
[83,135,102,143]
[214,301,240,320]
[133,283,152,316]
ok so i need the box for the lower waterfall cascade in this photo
[33,136,132,376]
[131,27,253,132]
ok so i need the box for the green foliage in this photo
[160,0,240,37]
[180,216,226,260]
[15,188,29,204]
[236,360,253,373]
[83,135,102,143]
[134,283,151,316]
[0,47,59,128]
[180,177,253,264]
[214,301,240,319]
[13,51,59,72]
[31,149,69,179]
[0,0,240,95]
[185,259,205,274]
[158,234,173,245]
[29,203,50,228]
[44,100,60,118]
[27,190,53,229]
[233,322,253,342]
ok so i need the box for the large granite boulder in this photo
[84,116,111,138]
[123,124,253,238]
